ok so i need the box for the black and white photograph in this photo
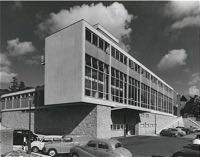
[0,1,200,157]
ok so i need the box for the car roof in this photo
[62,134,92,138]
[90,138,120,145]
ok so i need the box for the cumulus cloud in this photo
[189,85,200,96]
[189,73,200,85]
[7,38,36,56]
[157,49,187,71]
[36,2,134,49]
[0,53,17,84]
[164,1,200,29]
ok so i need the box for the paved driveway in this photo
[118,134,197,157]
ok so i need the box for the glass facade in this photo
[84,27,174,114]
[85,54,109,100]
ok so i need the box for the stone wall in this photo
[139,112,178,135]
[2,104,97,137]
[2,110,35,131]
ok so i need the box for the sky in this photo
[0,1,200,96]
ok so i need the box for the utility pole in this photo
[28,98,32,154]
[154,113,157,134]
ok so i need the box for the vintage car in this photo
[31,135,62,153]
[70,138,133,157]
[176,126,192,134]
[42,134,93,157]
[160,128,186,137]
[13,129,38,146]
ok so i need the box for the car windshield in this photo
[115,142,122,148]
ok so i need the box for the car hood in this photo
[114,147,132,157]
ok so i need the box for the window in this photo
[115,143,122,148]
[111,67,127,104]
[86,28,92,42]
[99,37,104,50]
[63,137,73,142]
[92,33,98,46]
[87,141,96,148]
[111,46,115,57]
[98,142,109,149]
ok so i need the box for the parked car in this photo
[70,138,133,157]
[160,128,186,137]
[13,129,38,146]
[160,129,174,137]
[42,134,93,157]
[175,128,187,136]
[31,135,62,153]
[176,126,191,134]
[172,144,200,157]
[192,134,200,145]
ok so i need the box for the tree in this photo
[181,95,200,118]
[19,81,26,91]
[9,77,19,92]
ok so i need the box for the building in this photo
[1,19,179,138]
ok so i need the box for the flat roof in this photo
[1,88,35,98]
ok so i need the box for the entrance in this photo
[126,124,135,135]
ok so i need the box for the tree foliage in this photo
[180,95,200,118]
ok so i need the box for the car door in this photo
[60,137,74,153]
[83,140,97,156]
[96,142,112,157]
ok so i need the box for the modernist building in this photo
[1,19,178,138]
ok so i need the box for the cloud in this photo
[157,49,187,71]
[164,1,200,29]
[171,15,200,29]
[189,85,200,96]
[7,38,36,56]
[0,53,17,84]
[0,53,11,67]
[36,2,134,48]
[189,73,200,85]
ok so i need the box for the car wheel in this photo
[48,149,57,157]
[31,146,40,153]
[72,153,79,157]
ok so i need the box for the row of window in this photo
[1,96,34,110]
[86,28,110,53]
[86,27,173,95]
[85,54,173,114]
[1,93,35,101]
[111,46,127,65]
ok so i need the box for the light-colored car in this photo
[31,135,62,153]
[42,134,93,157]
[70,138,133,157]
[192,134,200,145]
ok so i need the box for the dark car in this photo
[13,129,38,145]
[176,126,191,134]
[160,128,185,137]
[172,144,200,157]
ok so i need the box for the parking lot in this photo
[118,134,197,157]
[37,133,197,157]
